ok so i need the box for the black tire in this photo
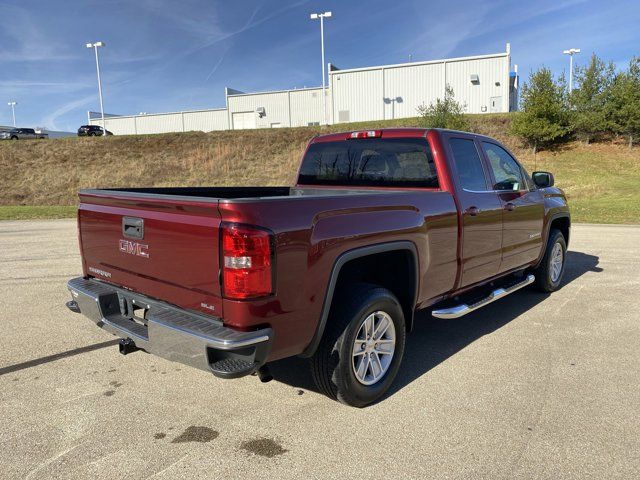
[10,136,18,140]
[310,283,406,407]
[533,229,567,292]
[89,132,97,137]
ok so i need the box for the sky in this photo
[0,0,638,131]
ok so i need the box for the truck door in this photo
[480,141,544,272]
[447,136,503,288]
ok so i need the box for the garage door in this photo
[232,111,256,130]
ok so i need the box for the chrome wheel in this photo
[351,311,396,386]
[550,242,564,282]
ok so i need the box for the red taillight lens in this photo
[221,224,273,299]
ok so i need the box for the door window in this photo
[449,138,488,191]
[482,142,525,191]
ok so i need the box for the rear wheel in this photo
[310,284,406,407]
[533,229,567,292]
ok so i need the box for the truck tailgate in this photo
[77,190,223,317]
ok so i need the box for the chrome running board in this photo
[432,274,535,319]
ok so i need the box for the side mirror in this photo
[532,171,554,188]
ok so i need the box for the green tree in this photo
[511,67,571,154]
[570,54,615,143]
[605,57,640,148]
[417,85,470,131]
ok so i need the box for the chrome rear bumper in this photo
[66,277,272,378]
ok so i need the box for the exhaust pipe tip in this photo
[118,338,139,355]
[257,365,273,383]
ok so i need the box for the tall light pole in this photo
[7,101,17,127]
[563,48,581,92]
[86,41,107,136]
[310,11,332,125]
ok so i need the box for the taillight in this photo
[221,223,274,299]
[348,130,382,139]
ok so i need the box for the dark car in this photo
[77,125,113,136]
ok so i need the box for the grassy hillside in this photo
[0,113,638,223]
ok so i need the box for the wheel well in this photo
[333,250,417,331]
[550,216,570,246]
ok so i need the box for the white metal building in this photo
[89,44,516,135]
[226,87,324,130]
[329,47,512,123]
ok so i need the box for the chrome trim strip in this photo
[462,188,529,194]
[432,274,535,319]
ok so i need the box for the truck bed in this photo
[77,183,459,358]
[87,185,396,201]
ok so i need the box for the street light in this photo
[310,11,332,125]
[86,41,107,136]
[563,48,581,92]
[7,101,17,127]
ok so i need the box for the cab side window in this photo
[482,142,525,191]
[449,138,488,191]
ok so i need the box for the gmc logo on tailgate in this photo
[119,239,149,258]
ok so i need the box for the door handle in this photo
[465,206,480,216]
[504,202,516,212]
[122,216,144,239]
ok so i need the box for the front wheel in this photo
[310,284,406,407]
[533,229,567,292]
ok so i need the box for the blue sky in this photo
[1,0,638,131]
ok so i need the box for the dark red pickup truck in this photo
[67,128,570,406]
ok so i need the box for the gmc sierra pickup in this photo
[66,128,570,407]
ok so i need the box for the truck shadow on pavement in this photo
[269,250,602,402]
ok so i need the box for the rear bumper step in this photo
[66,277,272,378]
[432,274,535,319]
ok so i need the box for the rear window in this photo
[298,138,439,188]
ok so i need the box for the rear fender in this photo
[300,241,418,358]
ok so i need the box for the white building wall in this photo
[135,114,183,134]
[330,69,384,123]
[90,108,229,135]
[383,62,445,119]
[228,91,290,129]
[445,56,510,114]
[101,116,136,135]
[183,109,229,131]
[289,88,324,127]
[330,51,511,124]
[226,87,323,129]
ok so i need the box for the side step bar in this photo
[432,274,535,319]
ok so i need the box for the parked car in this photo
[0,128,48,140]
[77,125,113,136]
[66,128,570,407]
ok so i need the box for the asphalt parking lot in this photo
[1,219,638,479]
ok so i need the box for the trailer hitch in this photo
[118,338,139,355]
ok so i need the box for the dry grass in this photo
[0,113,638,223]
